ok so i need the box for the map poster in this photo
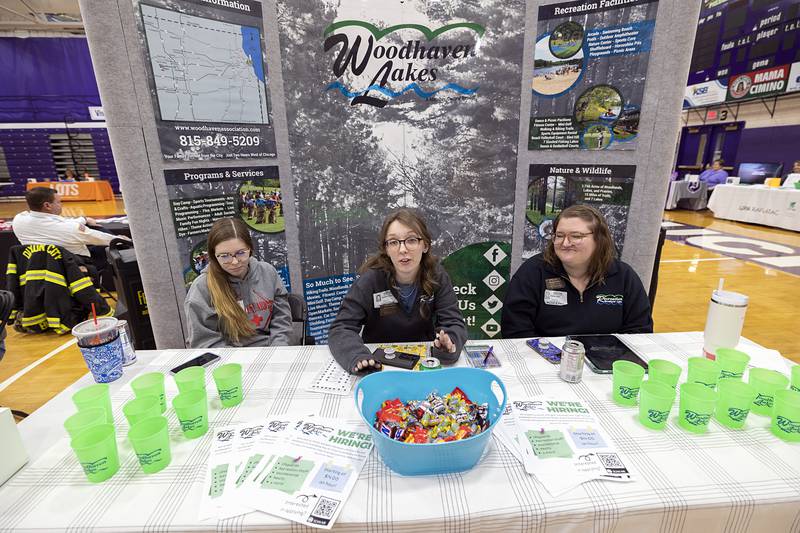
[163,166,289,290]
[528,0,658,151]
[133,0,277,160]
[523,164,635,259]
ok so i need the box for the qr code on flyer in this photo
[596,453,630,475]
[308,496,340,526]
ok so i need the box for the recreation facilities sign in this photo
[529,0,659,151]
[133,0,277,160]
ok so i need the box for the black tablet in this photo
[568,335,648,374]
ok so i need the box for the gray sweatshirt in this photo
[184,258,292,348]
[328,265,468,373]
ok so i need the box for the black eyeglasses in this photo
[384,237,422,250]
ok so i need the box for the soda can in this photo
[419,357,442,371]
[116,319,137,366]
[559,339,585,383]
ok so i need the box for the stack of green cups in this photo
[72,384,113,423]
[128,416,172,473]
[715,380,756,429]
[638,381,676,429]
[174,366,206,394]
[687,357,720,389]
[123,395,162,426]
[212,363,243,408]
[771,390,800,442]
[172,389,209,439]
[715,348,750,380]
[70,424,119,483]
[130,372,167,413]
[749,368,789,416]
[791,365,800,393]
[612,360,645,406]
[648,359,682,389]
[64,408,107,439]
[678,383,718,433]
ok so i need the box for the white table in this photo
[665,180,708,210]
[1,333,798,532]
[708,184,800,231]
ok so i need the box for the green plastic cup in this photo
[749,368,789,416]
[715,380,757,429]
[174,366,206,394]
[648,359,682,389]
[687,357,720,389]
[172,389,208,439]
[638,380,676,430]
[212,363,243,408]
[130,372,166,413]
[128,416,172,473]
[70,423,119,483]
[72,383,113,424]
[715,348,750,381]
[64,408,107,439]
[771,389,800,442]
[791,365,800,393]
[123,395,162,426]
[678,383,718,434]
[612,360,645,406]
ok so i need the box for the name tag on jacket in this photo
[373,290,398,308]
[544,289,568,306]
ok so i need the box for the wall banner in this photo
[133,0,277,160]
[164,166,289,291]
[528,0,658,151]
[277,0,524,342]
[523,164,636,259]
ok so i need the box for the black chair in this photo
[287,293,314,346]
[0,290,29,419]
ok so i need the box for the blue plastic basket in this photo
[354,367,507,476]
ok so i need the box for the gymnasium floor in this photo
[0,199,797,417]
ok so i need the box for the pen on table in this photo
[483,346,494,366]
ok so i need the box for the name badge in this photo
[373,290,398,308]
[544,290,568,306]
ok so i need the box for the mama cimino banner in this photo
[277,0,525,342]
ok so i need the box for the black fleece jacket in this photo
[328,265,468,373]
[501,254,653,338]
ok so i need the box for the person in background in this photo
[12,187,126,276]
[328,208,468,374]
[64,168,78,181]
[782,160,800,188]
[698,159,728,189]
[184,217,292,348]
[501,204,653,338]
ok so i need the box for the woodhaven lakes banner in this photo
[529,0,659,151]
[276,0,524,342]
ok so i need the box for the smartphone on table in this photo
[568,335,648,374]
[371,348,420,370]
[169,352,221,374]
[527,338,562,364]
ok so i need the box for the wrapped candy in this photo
[373,387,492,445]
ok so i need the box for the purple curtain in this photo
[0,37,101,122]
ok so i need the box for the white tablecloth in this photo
[665,180,708,210]
[1,333,799,532]
[708,184,800,231]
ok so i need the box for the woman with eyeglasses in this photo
[501,204,652,338]
[328,209,468,374]
[184,217,292,348]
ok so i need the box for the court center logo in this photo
[323,20,484,108]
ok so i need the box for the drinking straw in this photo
[718,278,724,292]
[91,303,100,344]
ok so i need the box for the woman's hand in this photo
[433,329,456,353]
[353,358,382,373]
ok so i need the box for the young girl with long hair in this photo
[328,209,468,374]
[184,217,292,347]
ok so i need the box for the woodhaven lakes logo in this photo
[323,20,485,107]
[596,294,623,305]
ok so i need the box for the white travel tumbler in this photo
[703,289,748,359]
